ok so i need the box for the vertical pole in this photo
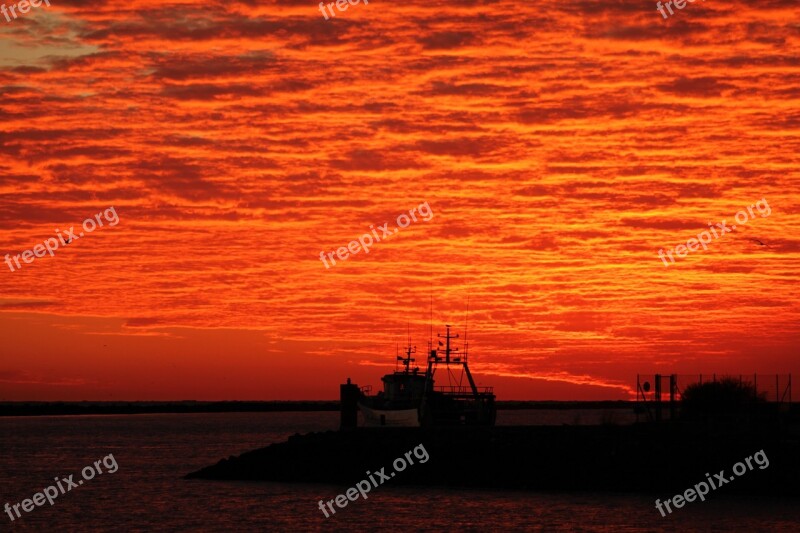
[669,374,676,420]
[430,290,433,351]
[445,325,450,364]
[340,379,360,430]
[655,373,662,422]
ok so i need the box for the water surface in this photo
[0,412,797,531]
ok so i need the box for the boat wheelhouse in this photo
[341,325,496,427]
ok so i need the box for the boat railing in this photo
[435,386,494,395]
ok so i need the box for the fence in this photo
[635,374,792,422]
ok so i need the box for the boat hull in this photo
[358,402,420,427]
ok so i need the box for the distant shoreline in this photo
[0,400,635,417]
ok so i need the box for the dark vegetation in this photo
[680,377,768,422]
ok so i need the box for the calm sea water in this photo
[0,411,798,532]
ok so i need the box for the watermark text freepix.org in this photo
[319,202,433,269]
[4,454,118,522]
[319,0,367,20]
[657,198,770,267]
[656,0,706,20]
[318,443,429,517]
[1,0,49,24]
[655,449,769,517]
[5,206,119,272]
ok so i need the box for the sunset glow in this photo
[1,0,798,400]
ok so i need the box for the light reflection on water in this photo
[0,412,797,532]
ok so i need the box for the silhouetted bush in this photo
[680,377,766,421]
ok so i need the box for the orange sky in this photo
[1,0,799,401]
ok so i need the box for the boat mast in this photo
[438,325,459,365]
[398,322,416,373]
[464,295,470,363]
[429,289,433,356]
